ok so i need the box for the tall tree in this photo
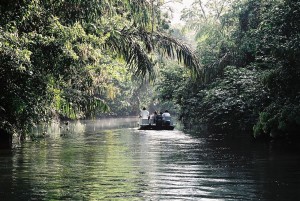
[181,0,235,83]
[0,0,201,143]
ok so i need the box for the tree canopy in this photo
[156,0,300,139]
[0,0,200,137]
[1,0,299,141]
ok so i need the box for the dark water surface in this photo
[1,118,300,200]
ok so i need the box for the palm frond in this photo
[151,31,202,78]
[106,29,154,79]
[106,28,203,80]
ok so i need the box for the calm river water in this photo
[1,118,300,200]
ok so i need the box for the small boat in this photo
[138,116,175,130]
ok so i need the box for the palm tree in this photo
[42,0,201,77]
[0,0,201,143]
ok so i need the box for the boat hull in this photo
[138,125,175,130]
[138,117,175,130]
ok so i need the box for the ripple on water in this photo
[1,120,300,201]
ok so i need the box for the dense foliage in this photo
[156,0,300,139]
[0,0,200,139]
[251,0,300,139]
[1,0,299,141]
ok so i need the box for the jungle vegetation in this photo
[0,0,199,144]
[156,0,300,140]
[0,0,300,145]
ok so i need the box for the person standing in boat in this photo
[140,107,150,119]
[150,111,158,124]
[155,111,163,126]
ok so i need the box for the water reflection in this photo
[0,119,300,200]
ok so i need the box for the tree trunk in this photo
[0,129,12,149]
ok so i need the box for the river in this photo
[0,118,300,200]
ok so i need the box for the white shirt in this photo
[140,110,149,119]
[162,112,170,120]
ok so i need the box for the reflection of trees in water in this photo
[1,121,300,200]
[29,118,138,139]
